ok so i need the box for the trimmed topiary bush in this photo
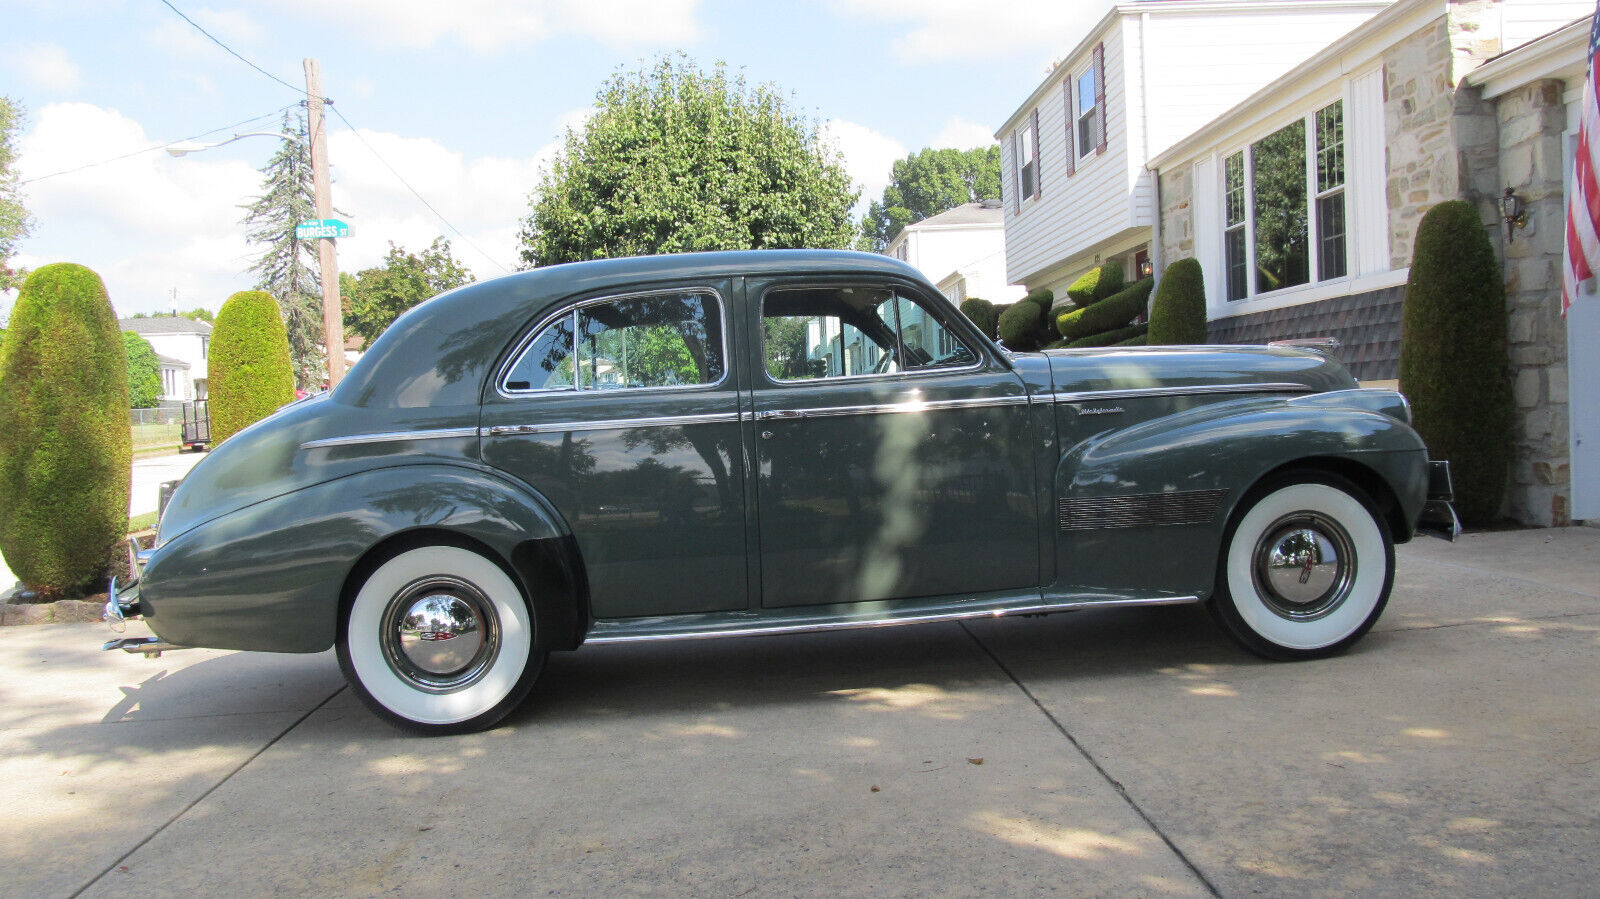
[1056,278,1154,340]
[210,290,296,444]
[1148,257,1207,345]
[124,331,161,408]
[959,297,998,338]
[1113,334,1148,347]
[1065,264,1125,308]
[995,288,1055,351]
[1067,322,1148,348]
[1399,200,1511,524]
[0,264,131,597]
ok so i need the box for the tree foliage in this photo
[1147,258,1208,345]
[1399,200,1511,524]
[209,290,296,444]
[241,111,323,390]
[123,331,161,408]
[0,264,131,596]
[858,146,1001,253]
[519,55,858,267]
[182,307,214,323]
[1,97,34,292]
[342,237,473,349]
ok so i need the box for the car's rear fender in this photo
[1050,393,1430,599]
[139,464,579,653]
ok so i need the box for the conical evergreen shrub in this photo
[209,290,296,444]
[0,264,131,596]
[1398,200,1511,524]
[1148,257,1208,344]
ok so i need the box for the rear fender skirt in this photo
[139,464,570,653]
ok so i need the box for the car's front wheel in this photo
[338,545,544,734]
[1211,474,1394,660]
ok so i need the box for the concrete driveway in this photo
[2,528,1595,898]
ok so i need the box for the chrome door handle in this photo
[758,409,805,421]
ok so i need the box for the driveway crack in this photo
[960,622,1222,898]
[70,684,346,898]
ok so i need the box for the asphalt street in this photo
[1,527,1596,897]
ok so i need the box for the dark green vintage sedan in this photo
[105,250,1456,734]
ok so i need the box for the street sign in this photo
[295,218,350,239]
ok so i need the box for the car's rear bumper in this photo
[1416,460,1461,541]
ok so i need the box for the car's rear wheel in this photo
[338,545,544,734]
[1210,474,1394,660]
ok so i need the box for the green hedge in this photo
[1113,334,1148,347]
[959,297,998,338]
[1065,264,1125,308]
[1067,322,1148,348]
[996,288,1055,351]
[0,264,132,596]
[1056,278,1153,340]
[1148,258,1207,345]
[209,290,296,445]
[1398,200,1511,524]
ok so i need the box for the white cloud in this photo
[827,0,1109,62]
[930,116,999,151]
[821,118,907,211]
[6,43,82,93]
[261,0,700,51]
[144,7,268,64]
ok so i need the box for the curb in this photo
[1,597,107,626]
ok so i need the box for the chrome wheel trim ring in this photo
[1250,511,1357,622]
[378,576,501,693]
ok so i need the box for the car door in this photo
[747,276,1037,608]
[480,282,749,619]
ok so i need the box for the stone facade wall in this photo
[1496,79,1572,526]
[1158,166,1194,270]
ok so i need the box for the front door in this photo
[747,277,1037,608]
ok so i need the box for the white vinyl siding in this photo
[1502,1,1595,51]
[1347,68,1388,278]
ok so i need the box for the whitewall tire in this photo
[338,545,543,734]
[1211,475,1394,660]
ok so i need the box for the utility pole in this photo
[304,58,346,388]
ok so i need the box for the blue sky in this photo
[4,0,1113,315]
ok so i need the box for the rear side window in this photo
[503,290,725,392]
[761,285,976,381]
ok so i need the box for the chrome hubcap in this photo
[380,576,500,692]
[1252,512,1357,621]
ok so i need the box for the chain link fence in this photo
[130,403,184,450]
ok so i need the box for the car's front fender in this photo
[140,464,571,653]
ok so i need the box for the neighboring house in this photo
[120,316,211,402]
[1151,0,1596,526]
[997,0,1394,301]
[154,354,191,403]
[885,200,1026,305]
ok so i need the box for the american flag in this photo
[1562,1,1600,317]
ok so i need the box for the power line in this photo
[21,104,301,185]
[328,105,513,274]
[157,0,302,95]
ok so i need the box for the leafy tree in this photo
[1399,200,1510,524]
[1,97,33,292]
[209,290,296,444]
[182,307,214,323]
[858,146,1001,253]
[343,237,473,349]
[241,110,323,390]
[0,264,130,597]
[520,54,857,267]
[123,331,161,408]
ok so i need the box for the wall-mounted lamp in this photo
[1139,259,1154,278]
[1499,187,1527,239]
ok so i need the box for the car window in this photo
[762,286,976,382]
[504,290,725,392]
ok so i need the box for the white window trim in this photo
[1075,65,1099,161]
[1015,117,1040,208]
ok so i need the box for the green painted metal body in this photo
[139,250,1435,655]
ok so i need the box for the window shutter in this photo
[1030,109,1041,198]
[1063,82,1076,177]
[1093,42,1107,154]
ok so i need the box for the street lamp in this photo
[163,132,297,157]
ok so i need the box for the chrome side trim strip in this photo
[485,411,741,437]
[585,595,1200,644]
[755,394,1029,421]
[301,427,479,450]
[1052,382,1314,404]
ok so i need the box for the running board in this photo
[585,593,1200,645]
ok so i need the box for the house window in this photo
[1223,100,1347,301]
[1076,68,1099,158]
[1017,112,1040,201]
